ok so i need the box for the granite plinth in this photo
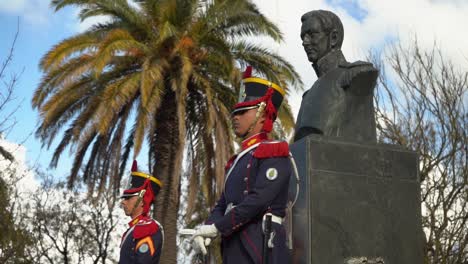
[290,135,423,264]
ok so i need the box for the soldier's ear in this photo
[329,29,339,49]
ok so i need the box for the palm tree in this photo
[34,0,302,262]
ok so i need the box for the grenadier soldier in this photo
[119,160,164,264]
[191,67,293,263]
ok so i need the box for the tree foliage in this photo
[1,156,124,264]
[372,38,467,264]
[0,19,22,162]
[0,176,34,264]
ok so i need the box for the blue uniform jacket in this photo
[207,135,292,264]
[119,215,163,264]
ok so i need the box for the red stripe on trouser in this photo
[242,230,262,263]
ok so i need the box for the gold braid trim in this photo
[241,102,266,139]
[130,189,146,216]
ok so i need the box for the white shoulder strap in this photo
[224,143,261,187]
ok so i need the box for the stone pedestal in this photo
[290,135,423,264]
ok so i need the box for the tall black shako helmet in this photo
[121,160,162,215]
[233,66,285,133]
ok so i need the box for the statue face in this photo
[301,17,330,63]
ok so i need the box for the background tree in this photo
[0,19,35,264]
[0,19,22,161]
[34,0,302,262]
[27,172,123,264]
[0,147,124,264]
[0,174,34,264]
[371,38,467,264]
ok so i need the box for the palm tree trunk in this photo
[152,89,182,264]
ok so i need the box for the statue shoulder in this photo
[338,60,378,94]
[253,141,290,159]
[339,60,377,71]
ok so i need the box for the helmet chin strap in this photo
[130,189,146,216]
[240,102,266,139]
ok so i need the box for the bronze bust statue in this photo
[294,10,378,142]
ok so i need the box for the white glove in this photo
[191,236,212,255]
[192,224,219,238]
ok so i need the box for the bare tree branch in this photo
[370,36,467,264]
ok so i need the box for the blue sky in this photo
[325,0,367,21]
[1,0,467,180]
[0,6,79,176]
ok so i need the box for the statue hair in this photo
[301,10,344,48]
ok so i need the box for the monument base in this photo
[290,135,423,264]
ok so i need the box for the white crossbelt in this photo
[226,205,284,225]
[263,212,283,225]
[225,203,236,215]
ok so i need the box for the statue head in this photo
[300,10,344,64]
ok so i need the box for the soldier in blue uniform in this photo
[191,67,293,264]
[119,160,164,264]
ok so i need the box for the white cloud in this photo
[253,0,468,119]
[361,0,468,65]
[0,0,109,31]
[0,0,51,25]
[0,137,39,193]
[0,0,27,12]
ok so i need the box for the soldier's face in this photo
[121,195,142,217]
[231,107,264,138]
[301,17,330,63]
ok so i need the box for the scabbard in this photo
[263,214,272,263]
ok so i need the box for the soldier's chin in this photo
[307,53,317,63]
[234,129,244,138]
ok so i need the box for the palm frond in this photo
[277,98,295,136]
[51,0,89,11]
[93,29,147,77]
[231,41,303,90]
[40,32,97,72]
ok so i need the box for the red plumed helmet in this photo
[232,66,285,133]
[121,160,162,215]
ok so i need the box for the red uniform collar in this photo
[241,132,268,150]
[128,214,149,227]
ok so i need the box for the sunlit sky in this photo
[1,0,467,179]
